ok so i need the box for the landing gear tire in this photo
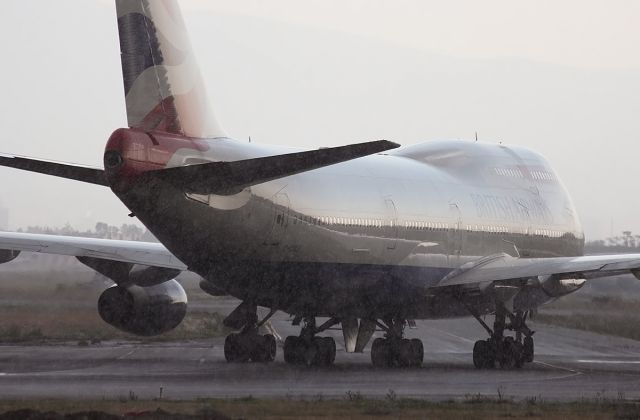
[371,338,391,367]
[497,337,524,369]
[397,339,422,367]
[284,336,304,364]
[224,333,276,363]
[397,339,413,367]
[493,337,523,369]
[252,334,277,363]
[473,339,495,369]
[265,334,277,362]
[224,333,248,363]
[410,338,424,367]
[321,336,337,366]
[284,336,336,366]
[514,341,524,368]
[371,338,424,367]
[302,339,319,366]
[523,336,534,363]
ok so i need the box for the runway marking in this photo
[533,360,583,381]
[576,359,640,364]
[440,331,475,344]
[424,326,475,344]
[116,349,137,360]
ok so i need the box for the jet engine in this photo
[514,274,586,311]
[98,279,187,336]
[0,249,20,264]
[539,275,586,297]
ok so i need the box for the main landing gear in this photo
[370,319,424,368]
[471,305,534,369]
[223,303,277,363]
[283,317,339,366]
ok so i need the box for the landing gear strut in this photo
[370,318,423,368]
[283,317,338,366]
[223,304,277,363]
[471,305,535,369]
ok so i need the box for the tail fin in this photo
[116,0,226,139]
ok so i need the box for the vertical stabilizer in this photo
[116,0,226,139]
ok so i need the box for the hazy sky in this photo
[1,1,639,240]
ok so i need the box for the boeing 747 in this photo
[1,0,638,369]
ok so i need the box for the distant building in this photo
[0,207,7,231]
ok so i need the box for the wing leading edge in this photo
[0,231,186,270]
[436,252,640,289]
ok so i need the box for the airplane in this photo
[1,0,639,369]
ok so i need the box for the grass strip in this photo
[1,395,640,419]
[536,313,640,342]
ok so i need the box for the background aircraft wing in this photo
[436,252,640,289]
[0,231,186,270]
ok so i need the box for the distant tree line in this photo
[17,222,157,242]
[585,231,640,254]
[15,223,640,252]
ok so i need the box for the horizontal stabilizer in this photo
[150,140,400,195]
[0,154,108,186]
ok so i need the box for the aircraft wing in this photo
[436,252,640,289]
[0,231,187,270]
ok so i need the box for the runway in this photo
[2,315,640,401]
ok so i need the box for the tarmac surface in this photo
[2,313,640,401]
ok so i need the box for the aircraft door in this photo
[266,192,290,246]
[384,199,398,250]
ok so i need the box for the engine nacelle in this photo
[513,275,586,311]
[98,279,187,336]
[0,249,20,264]
[539,275,586,297]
